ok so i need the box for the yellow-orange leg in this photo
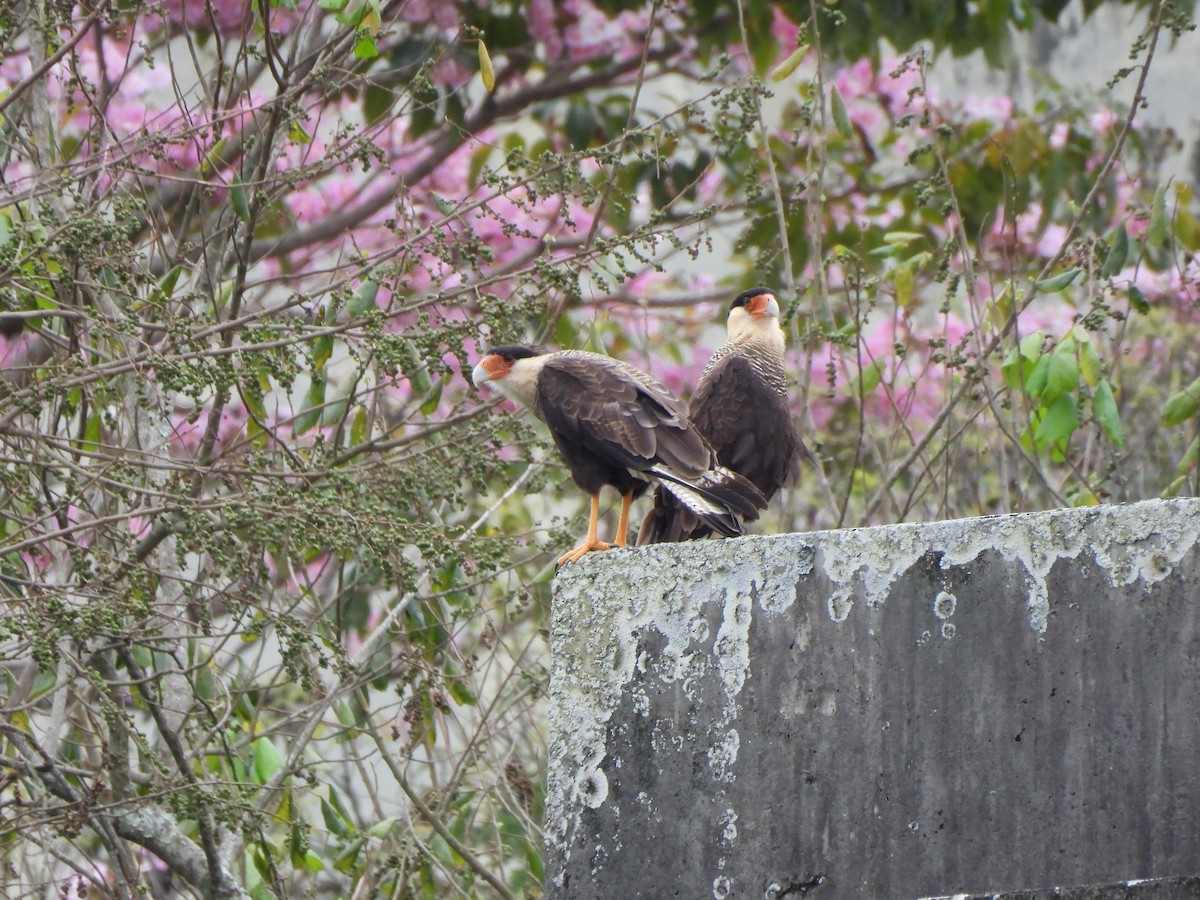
[558,494,613,565]
[613,492,633,547]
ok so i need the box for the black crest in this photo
[730,287,774,310]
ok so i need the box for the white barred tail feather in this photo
[649,465,766,538]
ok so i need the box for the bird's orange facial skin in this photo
[480,354,513,380]
[747,293,776,318]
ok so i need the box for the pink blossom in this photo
[770,6,804,49]
[624,269,672,297]
[155,0,250,33]
[1088,108,1121,136]
[1050,122,1071,149]
[167,398,248,461]
[127,515,153,540]
[1017,302,1077,338]
[0,331,32,370]
[989,202,1068,260]
[20,505,94,576]
[834,59,874,102]
[875,57,933,113]
[1035,222,1068,258]
[398,0,462,31]
[655,343,712,398]
[1115,264,1169,300]
[689,273,717,295]
[961,94,1014,123]
[286,174,361,223]
[263,550,336,595]
[563,0,636,62]
[527,0,564,58]
[430,55,473,90]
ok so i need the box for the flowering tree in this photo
[0,0,1197,895]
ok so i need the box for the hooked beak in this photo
[471,362,492,388]
[752,295,781,319]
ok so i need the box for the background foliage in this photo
[1,0,1197,895]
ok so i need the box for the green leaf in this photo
[1041,339,1078,403]
[1177,436,1199,476]
[526,840,545,883]
[1093,379,1124,448]
[149,265,183,306]
[366,817,396,839]
[855,356,886,396]
[1147,183,1168,247]
[1079,337,1101,387]
[321,396,348,425]
[401,339,433,394]
[1068,488,1099,507]
[332,837,364,874]
[882,231,925,245]
[288,121,312,145]
[322,796,354,839]
[354,34,378,60]
[894,262,915,308]
[478,39,495,91]
[1128,283,1150,314]
[312,334,334,371]
[868,242,905,258]
[419,376,444,414]
[349,407,367,445]
[1023,352,1050,398]
[1178,210,1200,251]
[467,142,494,188]
[1100,222,1129,278]
[230,176,250,223]
[1161,375,1200,426]
[1002,346,1034,392]
[769,43,809,82]
[199,137,227,175]
[1035,394,1079,447]
[347,280,379,316]
[252,736,283,784]
[1162,474,1189,498]
[362,1,380,32]
[294,374,326,435]
[317,0,346,8]
[1033,267,1081,293]
[565,103,594,150]
[75,411,101,454]
[364,84,392,124]
[447,677,477,707]
[830,84,854,139]
[1017,331,1044,360]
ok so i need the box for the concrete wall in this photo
[545,499,1200,898]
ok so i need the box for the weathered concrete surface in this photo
[545,499,1200,898]
[924,874,1200,898]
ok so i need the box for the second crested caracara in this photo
[472,346,767,564]
[639,287,806,544]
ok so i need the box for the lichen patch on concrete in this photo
[546,499,1200,892]
[810,498,1200,634]
[547,539,814,882]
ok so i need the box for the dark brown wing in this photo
[536,351,712,479]
[690,354,801,499]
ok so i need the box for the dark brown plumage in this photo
[473,346,767,564]
[638,287,806,544]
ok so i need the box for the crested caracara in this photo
[638,287,807,544]
[472,346,767,564]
